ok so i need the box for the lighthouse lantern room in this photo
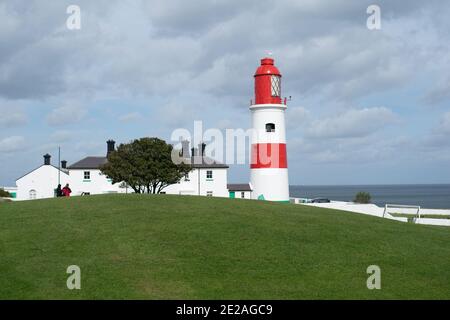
[250,57,289,202]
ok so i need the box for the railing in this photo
[383,204,421,219]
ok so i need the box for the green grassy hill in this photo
[0,195,449,299]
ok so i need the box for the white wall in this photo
[250,104,289,202]
[68,169,127,196]
[15,166,228,200]
[229,190,252,199]
[164,168,228,197]
[250,104,287,144]
[16,165,70,200]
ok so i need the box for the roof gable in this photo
[16,165,69,182]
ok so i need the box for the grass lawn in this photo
[0,194,449,299]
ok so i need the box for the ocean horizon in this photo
[289,184,450,209]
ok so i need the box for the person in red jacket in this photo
[62,184,72,197]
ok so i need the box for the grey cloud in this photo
[119,112,142,123]
[286,106,310,130]
[1,0,448,104]
[50,130,73,143]
[0,135,26,153]
[303,107,397,139]
[0,109,27,128]
[424,79,450,106]
[289,133,411,165]
[439,112,450,134]
[46,104,87,126]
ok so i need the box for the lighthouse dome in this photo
[254,57,281,77]
[254,57,282,105]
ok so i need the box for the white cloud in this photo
[119,112,142,123]
[46,105,86,126]
[0,111,27,127]
[286,106,310,130]
[304,107,397,139]
[438,112,450,134]
[0,135,25,153]
[50,130,73,143]
[0,100,27,127]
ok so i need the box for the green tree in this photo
[100,137,191,194]
[0,188,12,198]
[354,192,371,204]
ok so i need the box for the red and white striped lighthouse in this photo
[250,57,289,202]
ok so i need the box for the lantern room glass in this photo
[271,75,281,97]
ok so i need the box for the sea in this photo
[289,184,450,209]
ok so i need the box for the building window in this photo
[184,173,190,181]
[29,189,37,200]
[266,123,275,132]
[206,191,213,197]
[241,192,245,198]
[84,171,91,181]
[206,170,213,180]
[271,75,281,97]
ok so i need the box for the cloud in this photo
[439,112,450,134]
[286,106,310,130]
[0,100,28,127]
[0,135,26,153]
[0,111,27,128]
[424,79,450,105]
[0,0,447,104]
[50,130,73,143]
[119,112,142,123]
[46,105,87,126]
[304,107,397,139]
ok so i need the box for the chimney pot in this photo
[181,140,190,158]
[61,160,67,169]
[198,142,206,157]
[43,154,51,165]
[107,140,116,156]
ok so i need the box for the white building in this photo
[13,140,241,201]
[15,154,71,200]
[227,184,253,199]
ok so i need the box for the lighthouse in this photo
[250,57,289,202]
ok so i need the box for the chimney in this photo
[107,140,115,156]
[61,160,67,169]
[198,142,206,157]
[44,154,51,165]
[181,140,190,158]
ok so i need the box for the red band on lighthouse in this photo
[251,143,288,169]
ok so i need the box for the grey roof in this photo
[187,156,229,169]
[68,157,107,169]
[68,155,228,170]
[227,183,252,191]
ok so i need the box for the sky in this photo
[0,0,449,186]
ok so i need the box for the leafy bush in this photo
[0,188,12,198]
[354,192,371,204]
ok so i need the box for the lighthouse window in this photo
[271,75,281,97]
[266,123,276,132]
